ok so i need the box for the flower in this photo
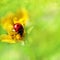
[0,8,29,43]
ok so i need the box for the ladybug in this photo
[13,23,24,37]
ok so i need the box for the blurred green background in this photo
[0,0,60,60]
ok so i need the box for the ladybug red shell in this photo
[13,23,24,37]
